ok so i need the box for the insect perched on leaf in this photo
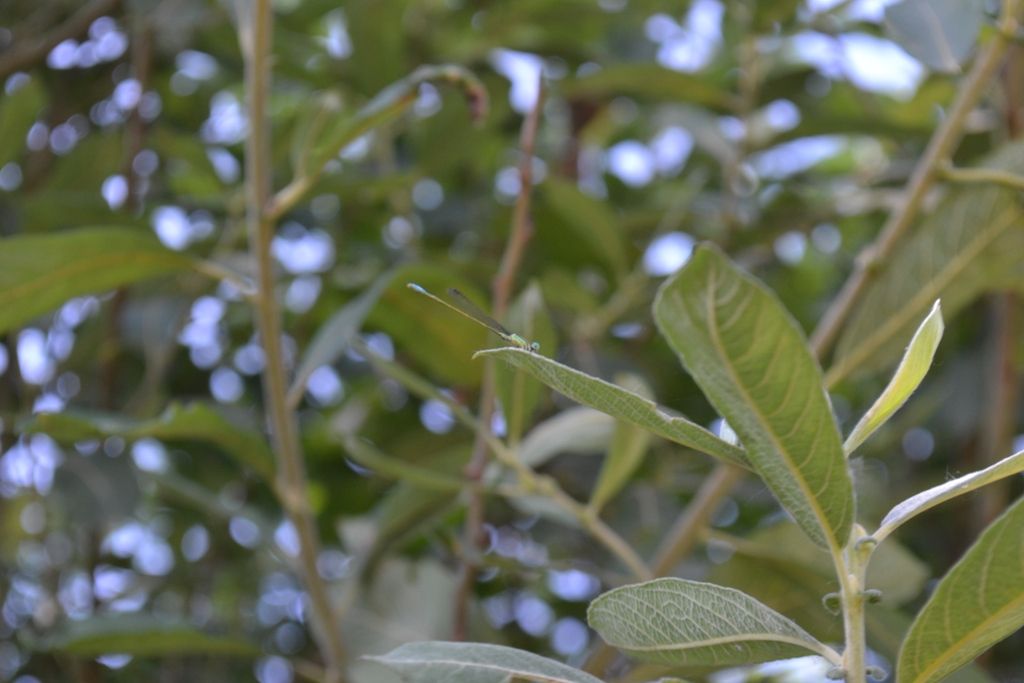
[406,283,540,352]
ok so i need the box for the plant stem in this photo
[352,339,650,582]
[939,162,1024,191]
[240,1,346,678]
[651,464,745,575]
[835,531,873,683]
[810,0,1022,359]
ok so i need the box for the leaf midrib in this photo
[703,267,841,551]
[906,592,1024,683]
[610,632,822,655]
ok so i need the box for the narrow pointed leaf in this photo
[897,495,1024,683]
[367,641,603,683]
[341,436,464,492]
[589,374,655,514]
[653,244,853,549]
[588,578,837,668]
[476,349,749,468]
[844,300,944,455]
[540,177,629,278]
[0,227,198,334]
[289,270,394,405]
[495,283,557,443]
[306,65,486,178]
[36,614,257,657]
[0,78,44,168]
[517,407,614,468]
[876,449,1024,542]
[29,402,275,483]
[564,64,736,111]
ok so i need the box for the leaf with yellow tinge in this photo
[844,300,943,455]
[653,244,853,549]
[897,495,1024,683]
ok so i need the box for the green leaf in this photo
[476,349,749,468]
[367,641,603,683]
[587,578,838,668]
[707,534,930,661]
[715,522,929,607]
[589,374,654,514]
[875,449,1024,542]
[0,77,44,168]
[341,436,464,492]
[897,495,1024,683]
[885,0,985,73]
[512,406,615,472]
[564,64,736,112]
[306,65,486,179]
[289,270,395,406]
[539,176,629,278]
[36,614,257,657]
[495,283,558,443]
[0,227,198,334]
[372,265,496,386]
[52,450,140,528]
[653,244,853,549]
[831,142,1024,384]
[30,402,276,483]
[843,300,944,455]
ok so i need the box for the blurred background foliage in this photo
[0,0,1022,681]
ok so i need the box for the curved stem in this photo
[940,162,1024,191]
[240,1,346,678]
[353,339,650,582]
[834,530,874,683]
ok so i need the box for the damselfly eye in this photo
[530,341,541,351]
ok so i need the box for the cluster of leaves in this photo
[0,0,1022,682]
[373,245,1024,683]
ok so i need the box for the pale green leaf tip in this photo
[927,299,943,326]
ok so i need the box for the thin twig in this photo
[810,1,1022,359]
[352,338,650,581]
[454,78,547,638]
[239,2,346,680]
[0,0,121,79]
[651,464,745,575]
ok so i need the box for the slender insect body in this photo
[406,282,540,352]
